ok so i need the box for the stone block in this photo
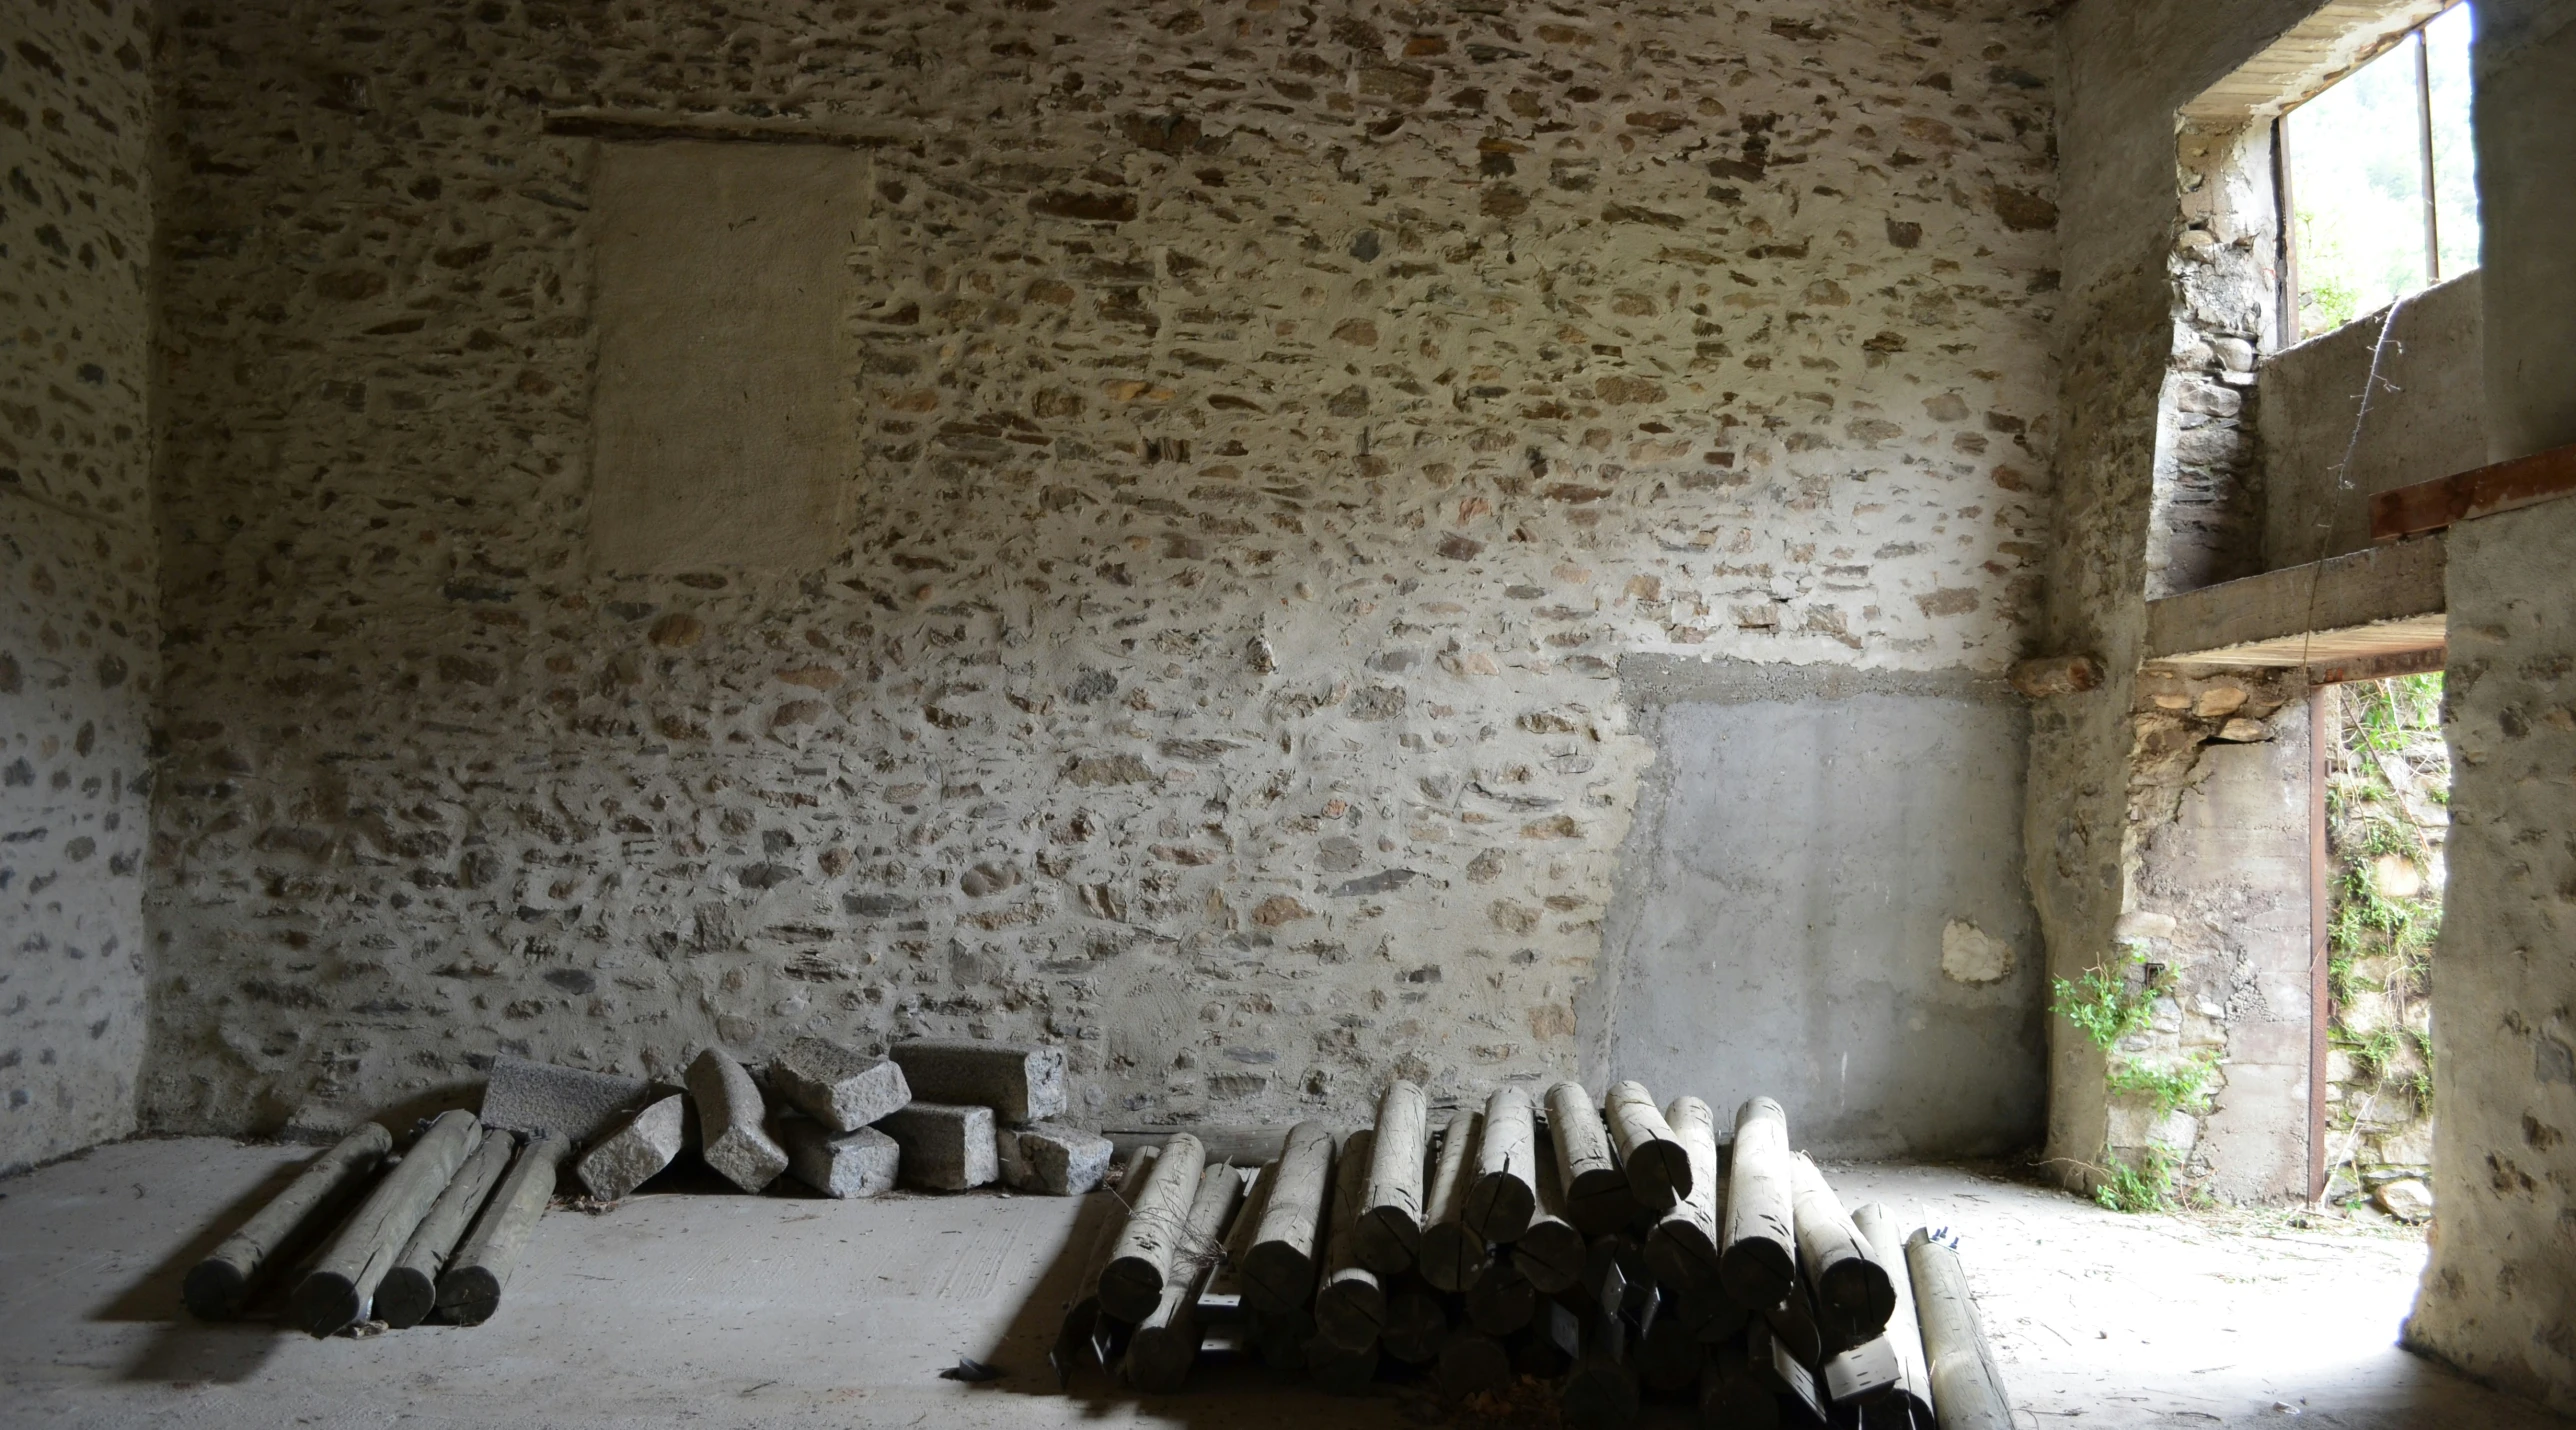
[879,1102,998,1191]
[766,1036,911,1132]
[480,1054,651,1147]
[686,1048,789,1193]
[888,1039,1068,1124]
[998,1122,1114,1196]
[577,1093,688,1201]
[778,1117,901,1199]
[2374,1177,2434,1224]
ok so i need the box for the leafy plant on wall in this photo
[2052,945,2213,1212]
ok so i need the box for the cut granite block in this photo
[479,1054,650,1147]
[577,1093,688,1200]
[879,1102,998,1191]
[686,1049,789,1193]
[767,1036,911,1133]
[778,1117,901,1199]
[999,1122,1114,1196]
[888,1039,1068,1124]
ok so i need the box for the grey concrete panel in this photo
[1594,666,2042,1157]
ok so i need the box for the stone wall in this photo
[0,0,158,1173]
[141,0,2058,1139]
[2406,0,2576,1408]
[2032,0,2322,1194]
[2109,665,2311,1204]
[2259,271,2483,569]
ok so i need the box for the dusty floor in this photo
[0,1138,2563,1429]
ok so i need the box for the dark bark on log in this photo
[1790,1152,1894,1343]
[1418,1109,1489,1292]
[1720,1098,1798,1311]
[377,1128,514,1329]
[1604,1081,1691,1213]
[435,1130,571,1326]
[1314,1128,1386,1352]
[1517,1128,1587,1294]
[185,1123,393,1320]
[1853,1203,1932,1420]
[1646,1095,1723,1292]
[1243,1119,1333,1316]
[1355,1081,1429,1276]
[1464,1085,1538,1244]
[1906,1231,2013,1430]
[289,1110,481,1335]
[1124,1164,1246,1393]
[1100,1132,1207,1323]
[1547,1082,1635,1236]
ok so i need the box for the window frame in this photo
[2273,1,2468,346]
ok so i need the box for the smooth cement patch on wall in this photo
[589,142,859,573]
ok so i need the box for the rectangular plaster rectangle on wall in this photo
[1595,674,2043,1158]
[588,140,858,572]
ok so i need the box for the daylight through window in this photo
[2281,2,2478,340]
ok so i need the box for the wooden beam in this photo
[2370,442,2576,541]
[2144,536,2444,668]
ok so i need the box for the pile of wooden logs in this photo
[182,1110,564,1335]
[1056,1080,2014,1429]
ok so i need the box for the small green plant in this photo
[2052,947,2159,1052]
[2094,1144,2178,1213]
[2106,1052,2217,1116]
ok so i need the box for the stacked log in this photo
[976,1076,2000,1427]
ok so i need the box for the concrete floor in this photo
[0,1139,2564,1429]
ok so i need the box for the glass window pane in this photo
[2286,36,2431,338]
[2425,3,2480,280]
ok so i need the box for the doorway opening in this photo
[2319,673,2447,1219]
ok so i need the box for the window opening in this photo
[2280,3,2479,340]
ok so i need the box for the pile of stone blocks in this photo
[484,1037,1108,1203]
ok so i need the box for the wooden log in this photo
[1853,1204,1932,1419]
[1905,1231,2013,1430]
[1637,1288,1710,1393]
[1517,1126,1587,1294]
[376,1128,514,1329]
[1698,1333,1778,1430]
[1761,1269,1825,1369]
[1125,1164,1247,1393]
[1603,1081,1691,1213]
[435,1131,570,1326]
[1380,1283,1451,1365]
[1546,1081,1635,1236]
[1054,1144,1156,1385]
[1464,1085,1538,1243]
[1355,1080,1429,1276]
[1099,1132,1207,1323]
[1438,1329,1513,1399]
[1243,1119,1333,1316]
[184,1123,394,1320]
[1417,1109,1489,1292]
[1720,1098,1798,1311]
[1314,1128,1386,1352]
[1512,1296,1579,1379]
[1247,1303,1315,1370]
[1307,1335,1380,1394]
[289,1109,480,1335]
[1559,1303,1640,1430]
[1789,1152,1894,1343]
[1675,1281,1750,1344]
[1465,1249,1535,1335]
[1645,1094,1722,1292]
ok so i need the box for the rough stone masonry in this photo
[135,0,2058,1139]
[0,0,159,1173]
